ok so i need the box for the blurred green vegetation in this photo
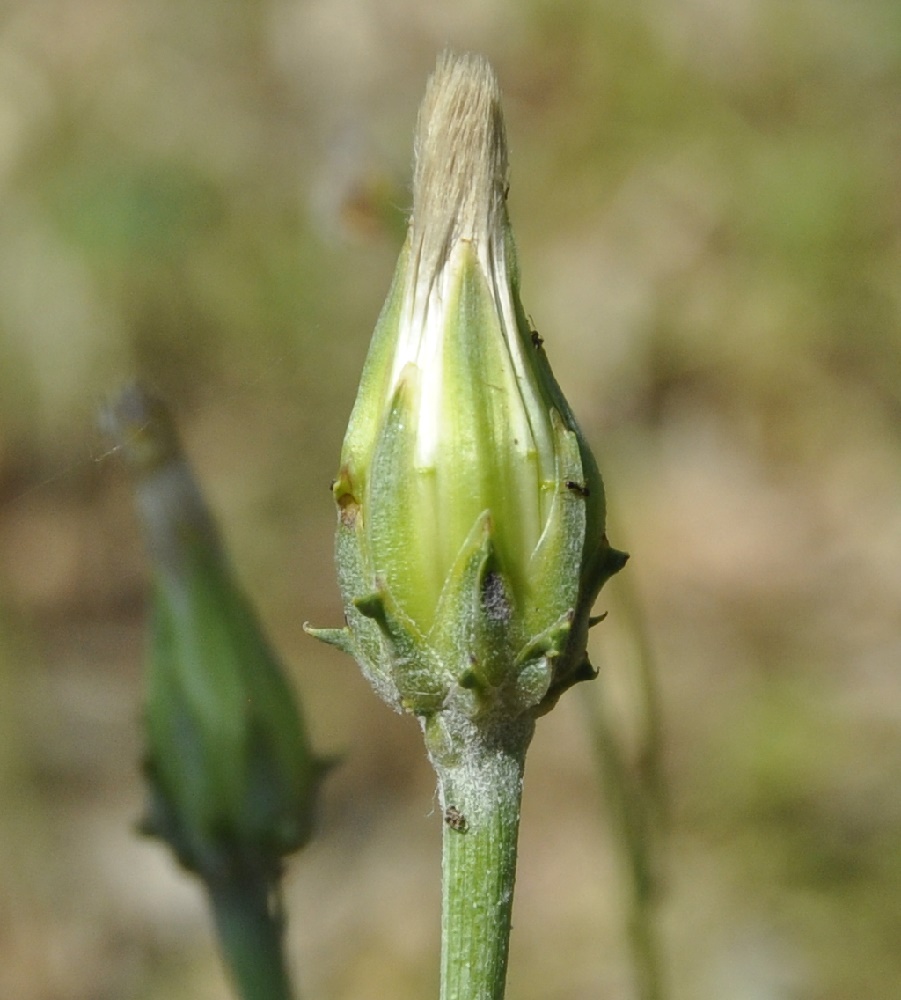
[1,1,900,998]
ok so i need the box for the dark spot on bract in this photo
[482,570,511,623]
[337,492,360,528]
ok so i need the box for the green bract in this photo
[309,53,626,723]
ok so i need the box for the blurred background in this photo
[1,0,900,998]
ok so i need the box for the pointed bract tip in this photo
[100,382,181,474]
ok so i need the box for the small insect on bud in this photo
[307,52,626,726]
[444,806,468,833]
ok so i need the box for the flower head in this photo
[309,53,626,722]
[106,384,323,876]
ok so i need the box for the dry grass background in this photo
[0,1,900,998]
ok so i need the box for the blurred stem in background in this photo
[103,384,326,1000]
[207,872,294,1000]
[584,556,666,1000]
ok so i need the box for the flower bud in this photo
[308,53,626,722]
[105,384,323,877]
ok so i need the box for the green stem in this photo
[583,687,664,1000]
[206,871,296,1000]
[428,714,534,1000]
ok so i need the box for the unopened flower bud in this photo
[308,53,626,723]
[105,384,323,877]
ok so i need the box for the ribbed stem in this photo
[429,715,533,1000]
